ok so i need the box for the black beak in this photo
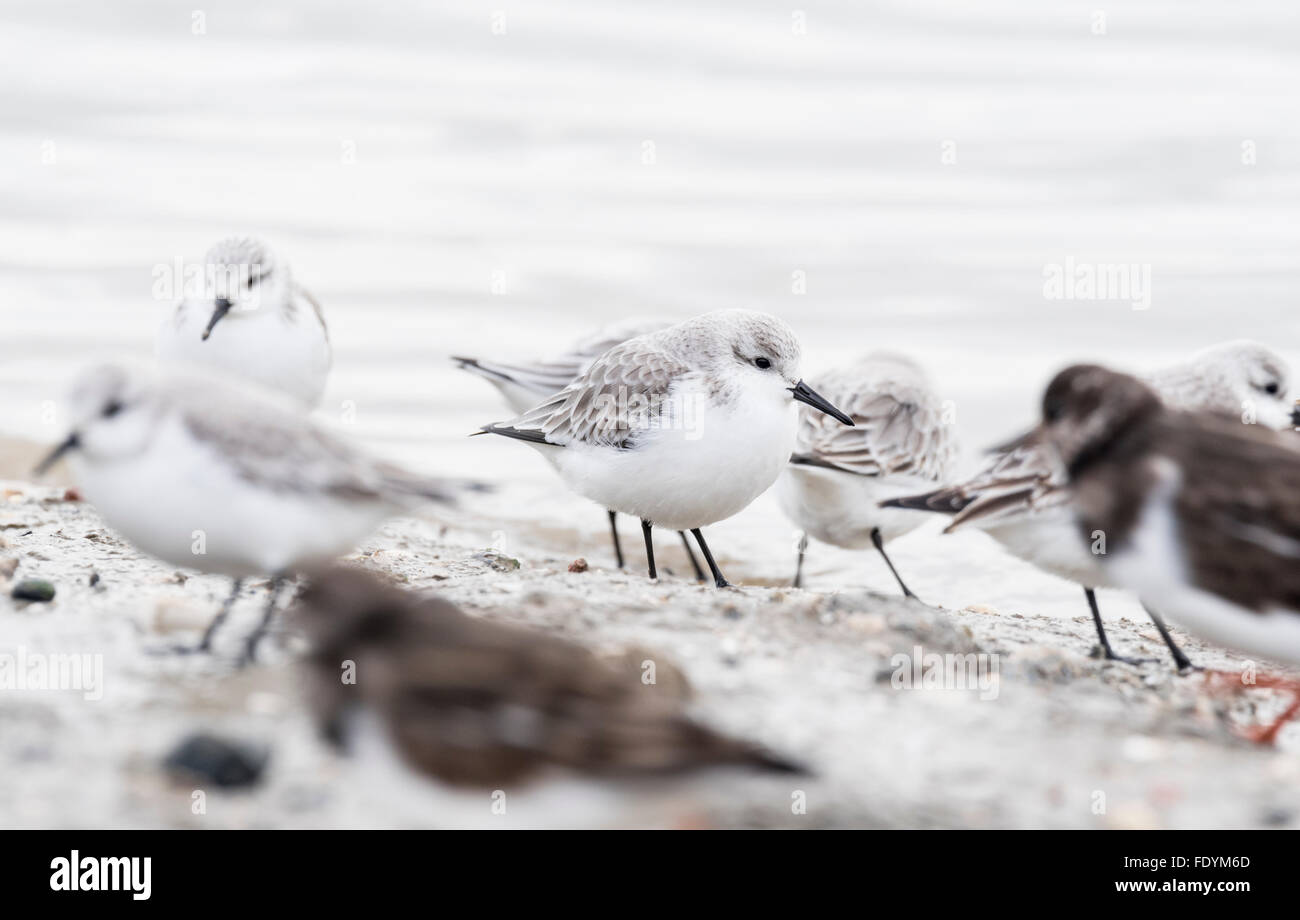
[33,432,81,477]
[789,380,854,426]
[1291,404,1300,428]
[201,298,233,341]
[986,427,1036,454]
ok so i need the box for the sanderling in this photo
[475,309,854,587]
[34,363,457,662]
[156,237,332,410]
[454,318,708,579]
[1031,364,1300,741]
[885,340,1297,667]
[775,353,956,598]
[297,566,805,787]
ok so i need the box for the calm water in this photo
[2,0,1297,614]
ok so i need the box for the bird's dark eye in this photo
[1044,400,1064,423]
[1264,382,1281,396]
[102,400,124,419]
[755,357,772,370]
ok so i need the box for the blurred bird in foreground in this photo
[885,341,1298,667]
[1027,364,1300,742]
[34,364,459,663]
[776,353,956,598]
[454,318,708,580]
[295,567,805,803]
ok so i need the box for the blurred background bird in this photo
[777,352,956,597]
[156,237,331,410]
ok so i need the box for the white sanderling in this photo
[454,318,708,579]
[156,237,332,410]
[885,340,1297,667]
[776,353,956,598]
[297,566,805,797]
[475,309,854,587]
[34,363,457,662]
[1031,364,1300,741]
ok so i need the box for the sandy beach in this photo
[2,459,1298,829]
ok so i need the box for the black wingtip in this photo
[749,749,812,776]
[477,424,554,445]
[879,490,964,513]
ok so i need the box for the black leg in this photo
[1084,588,1152,666]
[678,531,706,582]
[240,574,288,666]
[607,509,625,569]
[871,528,918,600]
[641,519,657,580]
[188,578,243,654]
[690,528,732,588]
[1141,603,1199,672]
[793,532,808,589]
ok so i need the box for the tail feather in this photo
[452,355,577,398]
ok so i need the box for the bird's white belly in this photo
[552,392,797,530]
[980,506,1107,588]
[777,467,931,549]
[157,306,331,409]
[72,420,388,576]
[1100,462,1300,665]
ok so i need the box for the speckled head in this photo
[34,364,162,473]
[664,310,852,425]
[1182,340,1295,429]
[198,237,291,340]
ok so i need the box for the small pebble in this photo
[163,734,268,789]
[474,551,520,573]
[567,558,589,573]
[11,578,55,602]
[0,558,18,579]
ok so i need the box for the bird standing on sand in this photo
[474,310,854,588]
[885,341,1298,667]
[1026,364,1300,741]
[35,364,457,662]
[454,319,709,579]
[776,353,956,598]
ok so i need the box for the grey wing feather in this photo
[455,319,669,400]
[795,385,953,481]
[941,435,1068,532]
[482,338,690,449]
[180,390,453,505]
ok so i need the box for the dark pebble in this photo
[164,734,269,789]
[1262,808,1293,827]
[11,579,55,602]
